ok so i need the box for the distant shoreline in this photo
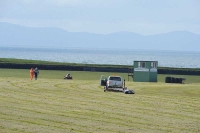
[1,46,200,53]
[1,47,200,68]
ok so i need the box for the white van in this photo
[106,76,123,88]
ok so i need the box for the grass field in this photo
[0,68,200,133]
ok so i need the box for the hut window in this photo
[138,62,146,68]
[151,62,157,68]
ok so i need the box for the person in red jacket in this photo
[30,67,34,80]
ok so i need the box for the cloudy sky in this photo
[0,0,200,35]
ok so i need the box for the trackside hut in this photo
[133,61,158,82]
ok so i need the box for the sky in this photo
[0,0,200,35]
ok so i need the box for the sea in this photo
[0,46,200,68]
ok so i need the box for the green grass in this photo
[0,68,200,133]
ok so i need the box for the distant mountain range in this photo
[0,22,200,51]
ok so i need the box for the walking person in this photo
[34,67,39,80]
[30,67,34,80]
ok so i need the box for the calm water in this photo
[0,47,200,68]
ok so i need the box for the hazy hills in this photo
[0,22,200,51]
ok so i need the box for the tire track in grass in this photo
[0,107,94,133]
[0,112,76,131]
[0,91,198,122]
[0,118,75,133]
[1,106,133,133]
[2,92,197,131]
[68,82,199,132]
[1,91,130,132]
[1,96,158,132]
[0,124,28,133]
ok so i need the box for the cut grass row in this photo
[0,68,200,133]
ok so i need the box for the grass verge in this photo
[0,68,200,133]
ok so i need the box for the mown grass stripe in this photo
[1,69,200,133]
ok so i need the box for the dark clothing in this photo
[34,68,39,80]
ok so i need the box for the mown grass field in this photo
[0,68,200,133]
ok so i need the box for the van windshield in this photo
[109,77,121,81]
